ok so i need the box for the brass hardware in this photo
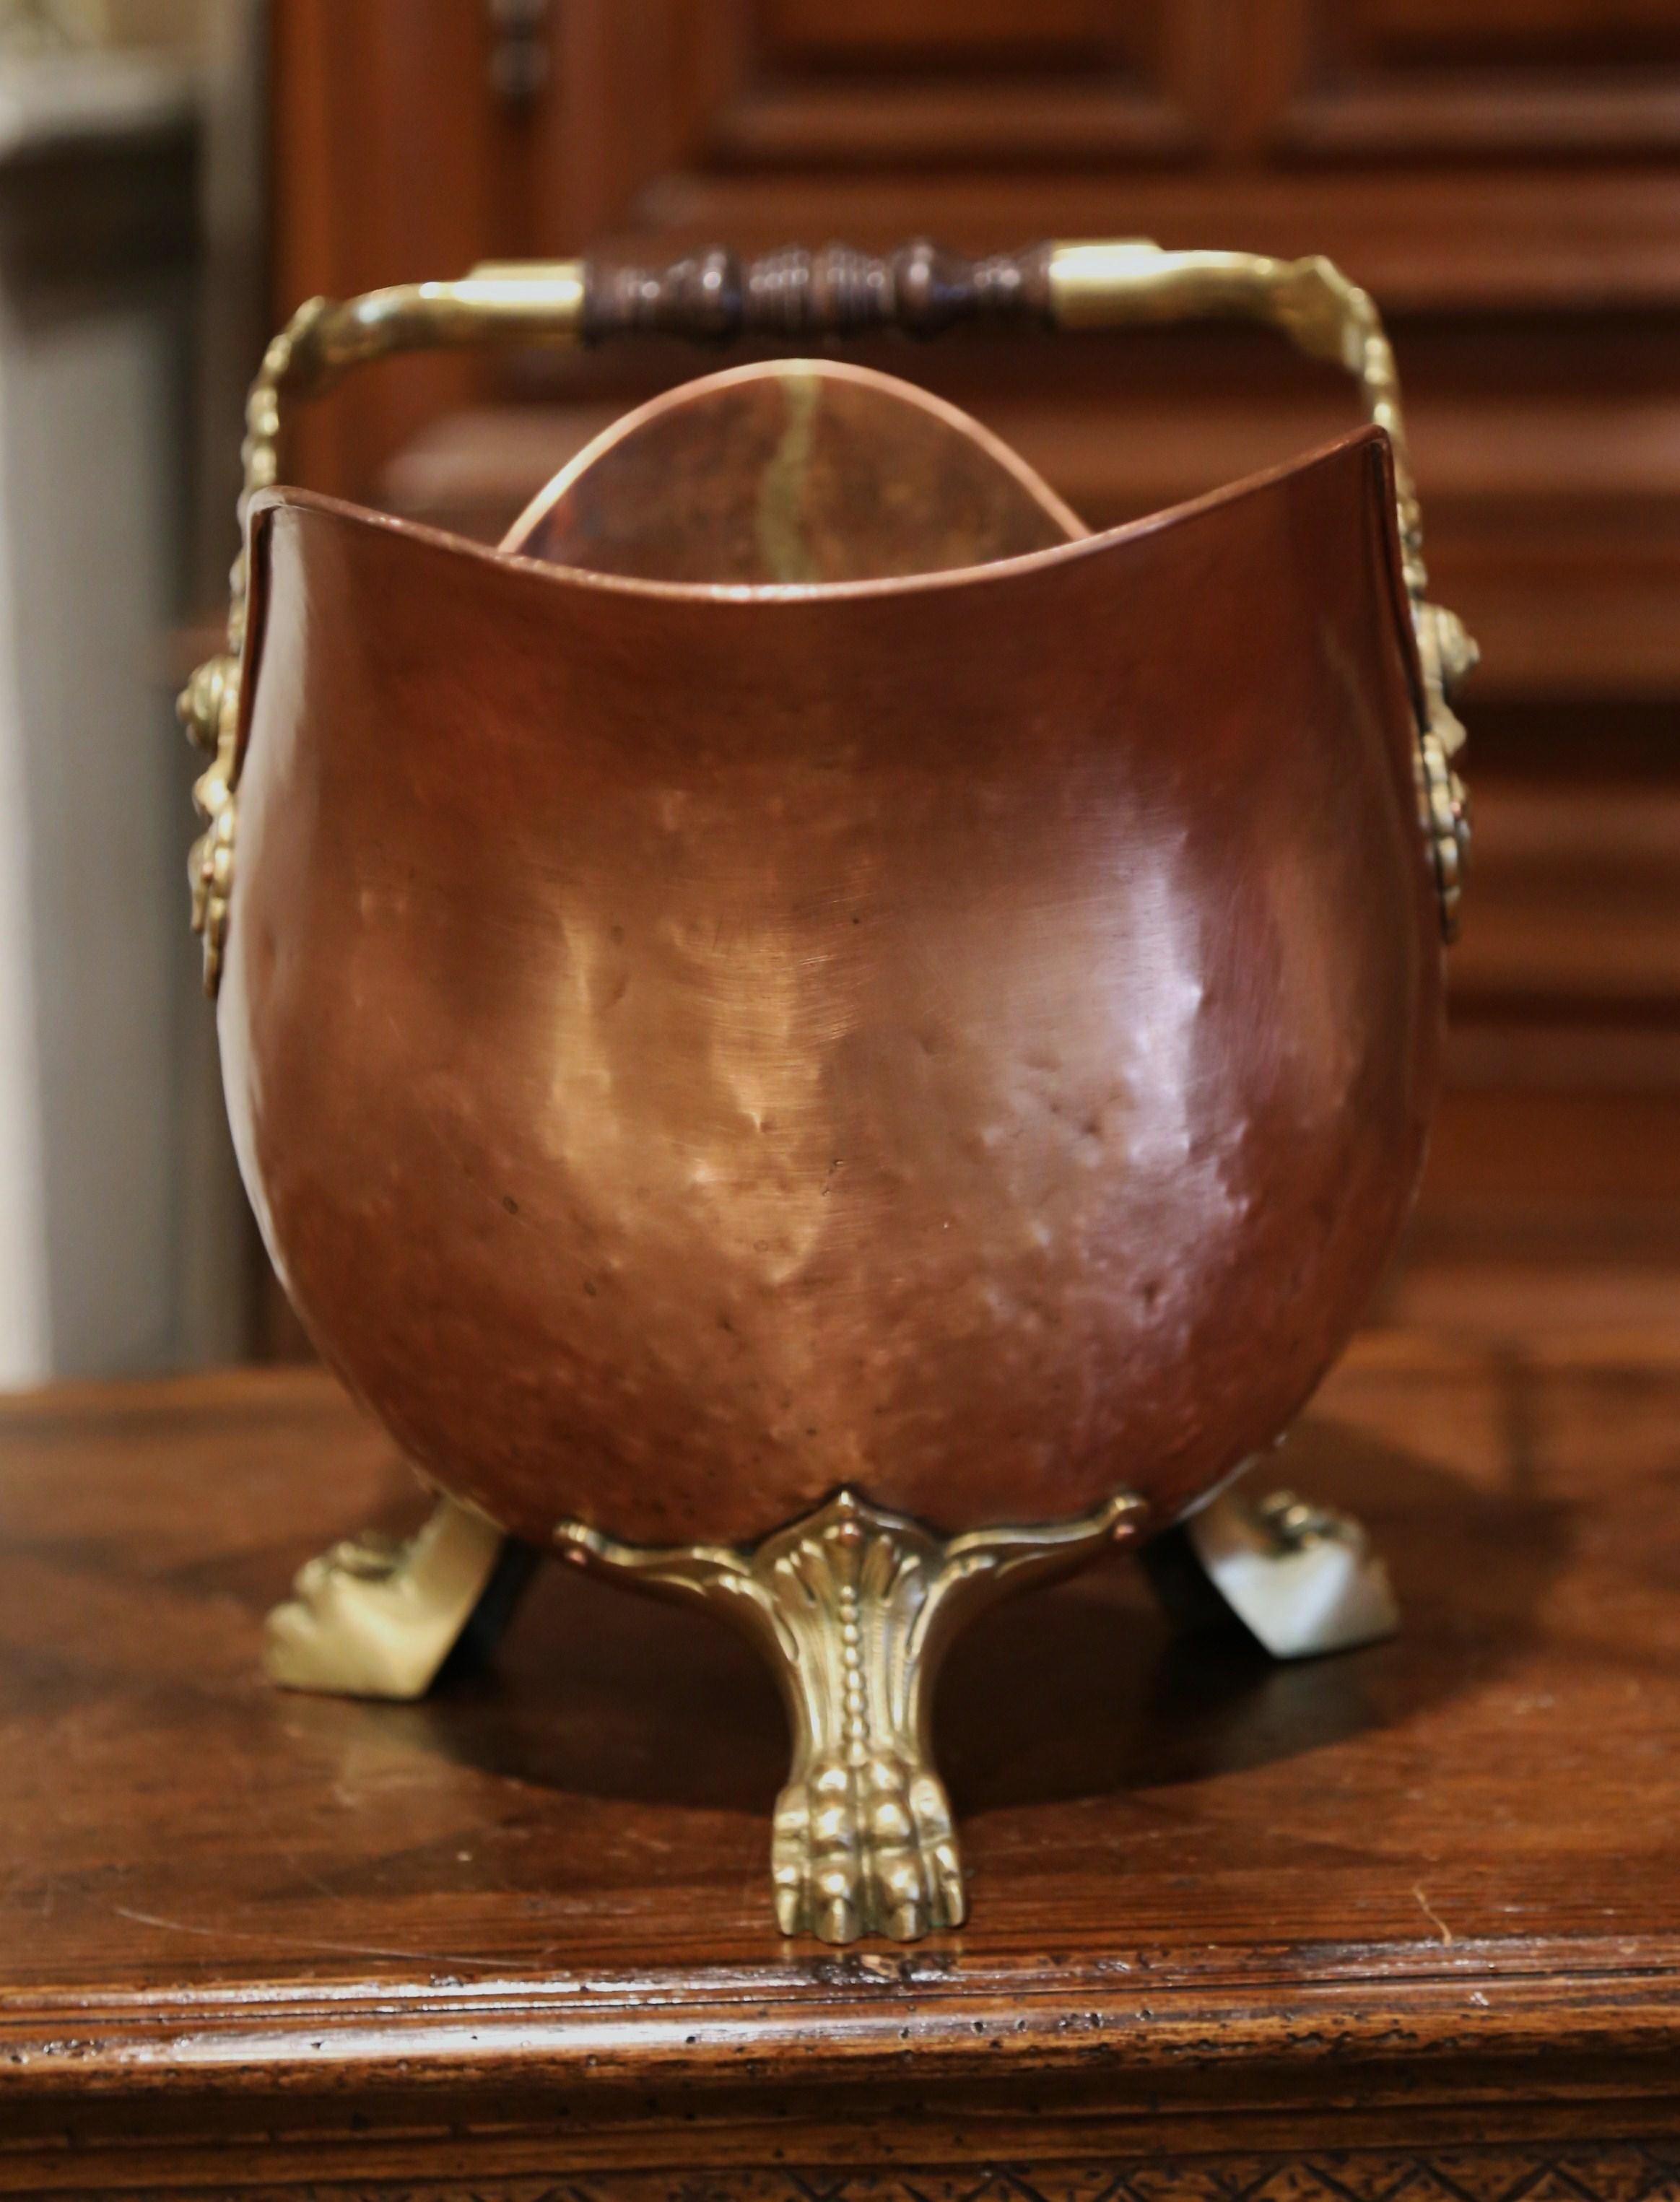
[180,632,241,977]
[1419,724,1470,941]
[265,1494,514,1700]
[1413,601,1473,939]
[1047,244,1425,588]
[1422,600,1480,697]
[1186,1482,1400,1658]
[178,650,240,993]
[183,266,585,991]
[1047,240,1474,938]
[554,1484,1147,1944]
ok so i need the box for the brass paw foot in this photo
[266,1494,526,1700]
[1149,1479,1399,1659]
[772,1748,963,1943]
[554,1484,1146,1944]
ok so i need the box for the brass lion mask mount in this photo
[183,240,1473,1945]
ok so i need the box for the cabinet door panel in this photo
[761,0,1126,58]
[691,0,1205,170]
[1355,0,1680,61]
[1288,0,1680,154]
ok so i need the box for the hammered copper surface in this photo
[507,359,1084,583]
[220,401,1440,1546]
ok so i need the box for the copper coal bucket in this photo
[181,242,1474,1944]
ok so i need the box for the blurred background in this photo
[3,0,1677,1380]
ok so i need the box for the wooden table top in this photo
[4,1333,1680,2198]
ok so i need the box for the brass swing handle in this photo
[182,240,1471,993]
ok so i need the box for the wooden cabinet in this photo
[11,1342,1680,2192]
[257,0,1680,1351]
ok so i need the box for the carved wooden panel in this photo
[717,0,1208,166]
[524,0,1211,217]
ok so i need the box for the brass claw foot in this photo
[554,1484,1146,1944]
[1147,1476,1399,1660]
[773,1748,965,1944]
[266,1494,528,1700]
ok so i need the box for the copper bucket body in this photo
[222,366,1440,1549]
[186,245,1471,1941]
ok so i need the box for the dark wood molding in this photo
[1280,77,1680,159]
[703,74,1207,167]
[8,2148,1680,2201]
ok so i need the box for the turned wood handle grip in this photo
[578,240,1055,344]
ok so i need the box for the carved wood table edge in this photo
[4,1328,1680,2198]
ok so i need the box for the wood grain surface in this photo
[3,1333,1680,2193]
